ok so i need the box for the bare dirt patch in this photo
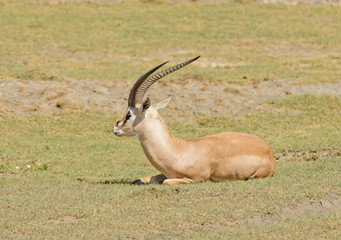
[245,194,341,227]
[274,148,341,161]
[0,77,340,123]
[50,215,82,224]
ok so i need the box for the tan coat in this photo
[132,106,275,185]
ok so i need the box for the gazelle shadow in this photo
[93,179,133,185]
[77,177,134,185]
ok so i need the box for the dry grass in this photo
[0,1,340,84]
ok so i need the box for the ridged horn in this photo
[128,61,168,108]
[132,56,200,107]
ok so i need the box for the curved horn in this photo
[134,56,200,105]
[128,61,169,108]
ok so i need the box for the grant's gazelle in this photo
[113,56,275,185]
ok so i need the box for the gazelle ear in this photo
[140,97,151,113]
[152,96,173,111]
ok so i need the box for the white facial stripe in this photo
[113,108,138,137]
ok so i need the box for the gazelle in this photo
[113,56,275,185]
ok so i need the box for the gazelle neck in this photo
[134,110,182,174]
[135,113,177,148]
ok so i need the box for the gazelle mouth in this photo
[112,126,122,136]
[112,127,136,137]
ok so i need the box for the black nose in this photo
[116,121,119,125]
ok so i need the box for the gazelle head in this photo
[113,56,200,137]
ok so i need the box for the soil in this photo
[1,77,340,123]
[274,148,341,161]
[50,215,82,224]
[244,193,341,227]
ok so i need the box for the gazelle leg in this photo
[150,174,167,184]
[162,178,195,185]
[132,174,167,184]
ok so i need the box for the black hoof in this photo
[131,179,144,185]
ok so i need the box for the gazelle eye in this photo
[124,112,131,122]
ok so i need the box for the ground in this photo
[0,0,340,239]
[1,76,340,121]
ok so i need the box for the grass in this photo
[0,0,340,83]
[1,95,340,239]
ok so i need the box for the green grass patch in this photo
[0,95,340,238]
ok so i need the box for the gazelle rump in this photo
[113,56,275,185]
